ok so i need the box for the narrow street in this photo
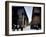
[23,25,30,31]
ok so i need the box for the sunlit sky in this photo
[24,6,33,23]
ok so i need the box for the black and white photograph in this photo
[5,1,45,36]
[12,6,41,31]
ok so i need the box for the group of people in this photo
[12,24,23,31]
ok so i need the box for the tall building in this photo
[12,6,28,31]
[31,7,41,30]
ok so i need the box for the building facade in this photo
[12,6,28,31]
[31,7,41,30]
